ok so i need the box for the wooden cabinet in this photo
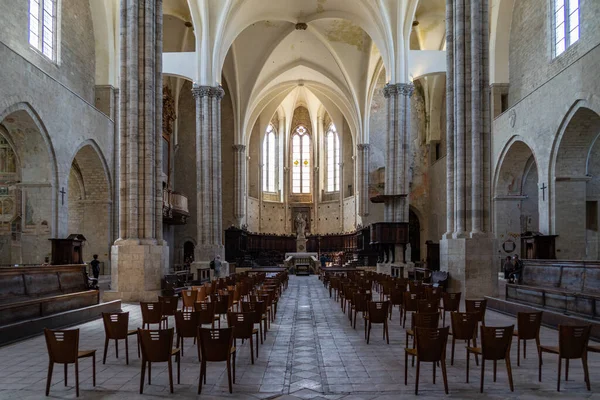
[520,233,557,259]
[49,235,86,265]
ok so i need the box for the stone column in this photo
[339,162,344,231]
[356,144,370,217]
[192,85,225,263]
[383,83,414,223]
[106,0,168,302]
[441,0,496,298]
[233,144,246,227]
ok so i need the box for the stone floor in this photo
[0,275,599,399]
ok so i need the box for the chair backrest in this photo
[559,325,591,359]
[465,299,487,323]
[516,311,542,340]
[442,292,461,312]
[196,286,207,302]
[212,294,230,314]
[368,301,389,323]
[403,292,420,312]
[140,302,163,324]
[480,325,514,360]
[408,280,423,293]
[411,312,440,330]
[138,328,175,362]
[44,328,79,364]
[198,327,234,362]
[241,301,266,324]
[175,311,200,338]
[194,301,216,325]
[415,327,449,363]
[390,288,405,306]
[158,296,179,316]
[182,290,198,307]
[450,312,479,340]
[417,299,438,313]
[102,312,129,340]
[227,312,254,339]
[353,293,370,312]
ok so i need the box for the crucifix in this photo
[540,183,547,201]
[60,187,66,205]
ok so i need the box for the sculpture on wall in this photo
[295,213,307,239]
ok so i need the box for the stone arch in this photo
[0,103,58,264]
[551,103,600,259]
[490,0,515,84]
[68,143,112,271]
[408,206,423,263]
[493,138,539,257]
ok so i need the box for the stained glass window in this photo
[326,124,340,192]
[292,126,311,194]
[553,0,579,57]
[262,124,276,192]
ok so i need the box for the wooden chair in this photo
[101,312,138,365]
[44,328,96,397]
[424,286,443,305]
[159,295,179,328]
[366,301,390,344]
[197,327,236,394]
[194,301,219,328]
[466,325,514,393]
[138,328,181,394]
[404,327,450,395]
[212,294,231,327]
[242,301,268,343]
[389,287,405,321]
[352,292,370,330]
[258,293,273,328]
[465,299,487,326]
[514,311,542,366]
[406,312,440,366]
[450,311,479,366]
[408,280,424,295]
[227,312,260,364]
[140,302,167,329]
[439,292,461,327]
[174,311,200,357]
[402,292,420,328]
[539,324,591,391]
[418,299,438,314]
[182,289,198,311]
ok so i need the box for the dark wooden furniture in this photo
[227,312,259,364]
[450,312,479,366]
[467,325,515,393]
[174,311,200,357]
[521,233,557,259]
[101,312,138,365]
[366,301,390,344]
[0,265,98,326]
[426,241,440,271]
[49,235,86,265]
[140,302,167,329]
[44,328,96,397]
[439,292,461,327]
[161,273,193,296]
[539,325,591,392]
[514,311,542,366]
[138,328,181,394]
[296,264,310,276]
[197,327,236,394]
[404,327,450,395]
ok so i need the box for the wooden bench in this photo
[0,265,99,326]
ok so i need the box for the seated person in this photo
[508,254,524,284]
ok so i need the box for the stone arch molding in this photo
[493,136,539,197]
[68,140,113,201]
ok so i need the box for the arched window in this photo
[326,124,340,192]
[292,125,311,194]
[262,124,276,192]
[29,0,58,61]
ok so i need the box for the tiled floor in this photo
[1,275,599,399]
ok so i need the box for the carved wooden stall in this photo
[369,222,409,263]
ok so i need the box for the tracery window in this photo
[553,0,579,57]
[29,0,57,60]
[292,125,311,194]
[325,124,340,192]
[262,124,277,192]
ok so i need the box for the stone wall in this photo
[247,197,260,232]
[260,201,286,234]
[343,196,356,232]
[0,0,96,103]
[221,81,235,231]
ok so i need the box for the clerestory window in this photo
[29,0,57,61]
[325,124,340,192]
[553,0,579,58]
[292,126,311,194]
[262,124,277,193]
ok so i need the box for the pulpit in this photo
[49,234,86,265]
[520,232,557,259]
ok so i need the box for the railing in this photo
[163,190,189,224]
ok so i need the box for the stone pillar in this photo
[383,83,414,223]
[106,0,168,302]
[339,162,344,231]
[233,144,246,227]
[356,144,370,217]
[192,85,225,262]
[441,0,497,298]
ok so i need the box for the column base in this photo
[440,236,498,299]
[104,241,169,302]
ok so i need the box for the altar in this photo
[284,252,319,275]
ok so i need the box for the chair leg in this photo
[367,322,371,344]
[451,338,455,366]
[92,353,96,387]
[517,338,521,367]
[148,362,152,385]
[250,336,254,365]
[255,331,259,359]
[557,357,561,392]
[473,338,479,366]
[125,337,129,365]
[480,358,485,393]
[404,351,409,385]
[582,354,591,391]
[75,360,80,398]
[466,350,470,383]
[506,356,514,392]
[177,352,181,384]
[181,337,185,358]
[115,338,119,359]
[167,359,174,393]
[140,360,146,394]
[226,358,233,393]
[433,360,436,384]
[64,363,68,386]
[441,360,449,394]
[233,351,236,384]
[415,360,420,395]
[259,322,263,344]
[538,350,543,382]
[46,361,53,396]
[102,337,108,364]
[493,360,497,382]
[524,339,527,359]
[353,310,357,329]
[565,358,569,381]
[385,321,389,344]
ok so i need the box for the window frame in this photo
[325,123,340,193]
[291,125,311,195]
[552,0,580,58]
[29,0,59,62]
[262,124,277,193]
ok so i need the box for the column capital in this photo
[357,143,371,151]
[232,144,246,152]
[384,83,414,98]
[192,84,225,99]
